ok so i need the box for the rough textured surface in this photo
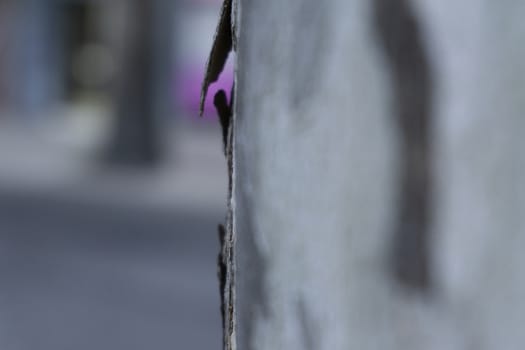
[234,0,399,349]
[233,0,525,349]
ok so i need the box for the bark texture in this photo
[229,0,525,349]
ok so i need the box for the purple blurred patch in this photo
[175,62,234,120]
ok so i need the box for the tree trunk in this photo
[226,0,525,349]
[106,0,175,166]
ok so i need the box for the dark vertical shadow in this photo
[372,0,434,291]
[106,0,160,167]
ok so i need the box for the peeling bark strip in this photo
[213,74,235,350]
[202,0,236,348]
[217,224,227,332]
[200,0,233,116]
[223,107,235,350]
[373,0,434,290]
[214,88,235,350]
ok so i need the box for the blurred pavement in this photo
[0,115,227,350]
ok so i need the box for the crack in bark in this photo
[373,0,434,291]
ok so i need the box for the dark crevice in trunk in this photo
[372,0,434,291]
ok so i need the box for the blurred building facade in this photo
[0,0,180,165]
[0,0,112,116]
[0,0,231,166]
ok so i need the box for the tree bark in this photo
[226,0,525,349]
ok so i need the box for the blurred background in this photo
[0,0,233,349]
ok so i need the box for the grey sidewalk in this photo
[0,117,227,349]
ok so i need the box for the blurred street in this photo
[0,1,231,348]
[0,118,227,350]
